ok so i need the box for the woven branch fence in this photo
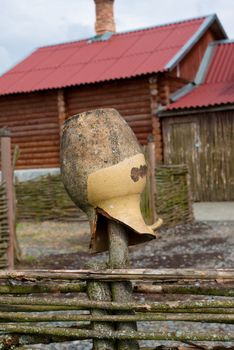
[15,174,86,221]
[0,183,8,269]
[15,164,193,227]
[156,165,193,226]
[0,268,233,349]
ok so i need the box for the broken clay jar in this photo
[61,108,160,253]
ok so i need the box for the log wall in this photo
[0,76,162,168]
[65,76,153,146]
[0,91,60,169]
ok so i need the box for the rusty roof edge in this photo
[165,14,227,71]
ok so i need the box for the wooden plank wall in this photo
[171,30,216,81]
[0,91,60,169]
[198,110,234,201]
[162,109,234,201]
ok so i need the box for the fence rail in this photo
[0,268,233,349]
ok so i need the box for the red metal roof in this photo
[166,40,234,111]
[0,16,209,95]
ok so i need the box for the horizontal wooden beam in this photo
[0,311,233,324]
[134,283,234,297]
[0,295,233,311]
[0,269,233,281]
[0,324,233,341]
[0,282,86,294]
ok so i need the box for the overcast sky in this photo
[0,0,233,75]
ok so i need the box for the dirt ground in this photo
[16,219,234,270]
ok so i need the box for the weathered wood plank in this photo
[0,268,233,281]
[162,110,234,201]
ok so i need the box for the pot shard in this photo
[61,108,158,253]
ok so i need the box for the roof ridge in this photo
[112,14,208,36]
[39,14,209,50]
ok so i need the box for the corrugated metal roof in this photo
[165,40,234,111]
[0,16,214,95]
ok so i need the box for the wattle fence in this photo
[0,131,232,349]
[0,268,233,349]
[15,174,85,221]
[15,164,193,227]
[155,165,193,226]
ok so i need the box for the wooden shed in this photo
[0,6,226,176]
[160,39,234,201]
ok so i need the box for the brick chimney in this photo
[94,0,116,36]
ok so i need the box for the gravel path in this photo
[17,220,234,269]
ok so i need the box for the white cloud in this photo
[116,0,233,34]
[0,0,233,75]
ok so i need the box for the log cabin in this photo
[159,39,234,201]
[0,0,227,182]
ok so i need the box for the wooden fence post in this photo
[86,261,115,350]
[108,220,139,350]
[0,129,14,269]
[146,134,157,223]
